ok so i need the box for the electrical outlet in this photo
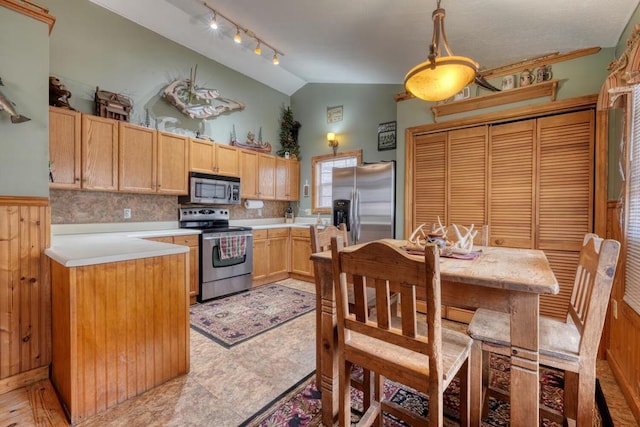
[612,299,618,319]
[123,208,132,219]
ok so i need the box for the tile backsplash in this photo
[50,190,290,224]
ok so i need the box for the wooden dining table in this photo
[311,239,559,426]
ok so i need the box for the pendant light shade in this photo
[404,1,478,101]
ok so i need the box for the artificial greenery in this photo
[277,106,301,159]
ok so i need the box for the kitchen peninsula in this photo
[45,232,193,424]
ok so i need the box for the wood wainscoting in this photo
[606,200,640,422]
[50,252,190,424]
[0,196,51,394]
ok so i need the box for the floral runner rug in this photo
[240,355,611,426]
[190,283,315,348]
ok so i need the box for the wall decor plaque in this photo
[327,105,343,123]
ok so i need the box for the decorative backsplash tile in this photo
[50,190,290,224]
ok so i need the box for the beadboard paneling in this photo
[0,197,51,383]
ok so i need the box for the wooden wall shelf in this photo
[431,80,559,121]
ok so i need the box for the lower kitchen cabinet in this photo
[290,227,314,281]
[50,253,189,424]
[146,234,199,304]
[252,228,290,286]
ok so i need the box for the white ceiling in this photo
[89,0,640,95]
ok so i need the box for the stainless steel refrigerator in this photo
[332,161,395,245]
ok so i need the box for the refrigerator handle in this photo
[353,190,360,243]
[349,191,356,244]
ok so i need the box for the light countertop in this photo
[46,228,198,268]
[46,217,328,267]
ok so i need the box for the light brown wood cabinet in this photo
[252,228,290,286]
[146,234,199,304]
[157,131,189,195]
[240,149,259,199]
[290,227,314,280]
[239,149,299,201]
[50,110,188,195]
[49,106,81,189]
[276,157,301,201]
[190,138,239,177]
[258,154,276,200]
[50,253,189,424]
[408,109,595,320]
[118,127,188,195]
[240,151,276,200]
[81,114,119,191]
[175,234,199,304]
[118,122,157,193]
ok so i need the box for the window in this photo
[311,149,362,213]
[625,85,640,315]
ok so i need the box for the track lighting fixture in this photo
[209,12,218,29]
[203,2,284,65]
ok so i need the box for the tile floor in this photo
[3,278,636,426]
[76,278,317,427]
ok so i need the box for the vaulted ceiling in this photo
[89,0,640,95]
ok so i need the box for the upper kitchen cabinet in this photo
[118,122,157,193]
[240,149,259,198]
[120,127,188,195]
[275,157,300,201]
[157,131,189,195]
[258,154,276,200]
[82,114,119,191]
[189,139,239,177]
[49,107,81,189]
[118,122,189,195]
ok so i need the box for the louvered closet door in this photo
[413,133,447,230]
[537,110,594,319]
[488,120,535,249]
[448,126,487,236]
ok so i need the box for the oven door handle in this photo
[203,234,253,240]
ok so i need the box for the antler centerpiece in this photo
[407,217,477,255]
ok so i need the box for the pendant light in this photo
[404,0,478,102]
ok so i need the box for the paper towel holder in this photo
[244,199,264,209]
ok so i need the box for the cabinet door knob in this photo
[494,239,504,246]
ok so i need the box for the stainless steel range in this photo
[179,207,253,302]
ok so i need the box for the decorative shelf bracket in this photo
[430,79,559,121]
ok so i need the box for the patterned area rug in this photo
[240,355,610,426]
[190,284,315,348]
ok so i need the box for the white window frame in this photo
[624,85,640,315]
[311,149,362,214]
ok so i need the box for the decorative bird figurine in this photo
[0,78,30,124]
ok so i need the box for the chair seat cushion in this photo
[346,326,472,387]
[467,308,580,363]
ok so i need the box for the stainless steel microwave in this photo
[179,173,241,205]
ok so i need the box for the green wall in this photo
[394,48,616,237]
[0,7,49,197]
[41,0,288,149]
[290,83,402,217]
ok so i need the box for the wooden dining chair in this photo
[310,224,376,411]
[467,233,620,426]
[331,237,472,426]
[310,224,398,318]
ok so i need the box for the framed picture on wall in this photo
[378,121,396,151]
[327,105,343,123]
